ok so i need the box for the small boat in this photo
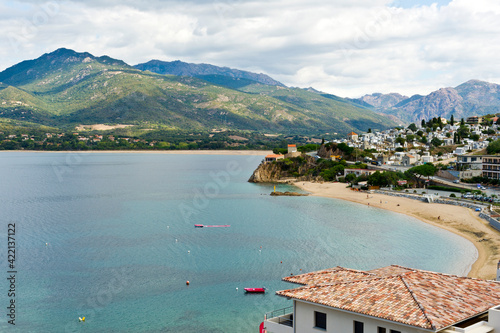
[194,224,230,228]
[244,287,266,293]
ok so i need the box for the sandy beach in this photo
[294,181,500,280]
[1,150,273,156]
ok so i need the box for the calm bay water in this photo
[0,152,476,332]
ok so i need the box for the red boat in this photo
[194,224,204,228]
[244,287,266,293]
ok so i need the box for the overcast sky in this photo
[1,0,499,97]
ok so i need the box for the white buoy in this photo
[188,250,190,254]
[175,239,178,242]
[236,287,238,291]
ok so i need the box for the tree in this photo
[450,114,455,125]
[395,137,406,146]
[345,173,357,183]
[487,139,500,154]
[421,119,426,128]
[470,134,480,141]
[437,117,443,128]
[368,171,402,187]
[408,123,418,132]
[367,128,372,133]
[461,118,465,126]
[406,163,437,187]
[431,137,443,147]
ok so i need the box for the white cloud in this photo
[0,0,499,98]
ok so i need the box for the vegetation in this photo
[405,163,437,187]
[0,48,396,138]
[427,185,461,193]
[487,139,500,155]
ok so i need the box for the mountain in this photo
[0,48,395,135]
[134,60,285,88]
[352,93,408,109]
[366,80,500,124]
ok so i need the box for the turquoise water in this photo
[0,152,476,332]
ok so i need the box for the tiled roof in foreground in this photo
[282,266,375,285]
[277,265,500,331]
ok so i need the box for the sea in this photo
[0,152,477,333]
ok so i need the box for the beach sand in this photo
[294,181,500,280]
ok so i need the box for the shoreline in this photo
[294,181,500,280]
[0,149,273,156]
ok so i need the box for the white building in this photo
[264,265,500,333]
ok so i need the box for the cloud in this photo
[0,0,499,97]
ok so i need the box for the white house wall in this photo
[294,301,431,333]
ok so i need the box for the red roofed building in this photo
[265,154,284,163]
[263,265,500,333]
[348,131,359,142]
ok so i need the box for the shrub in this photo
[450,193,456,198]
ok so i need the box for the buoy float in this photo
[186,280,190,285]
[79,317,85,322]
[175,239,178,242]
[188,250,190,254]
[236,287,238,291]
[45,243,48,246]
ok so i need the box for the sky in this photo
[1,0,499,98]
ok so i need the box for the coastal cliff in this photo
[248,154,323,183]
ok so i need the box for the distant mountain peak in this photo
[369,79,500,123]
[134,60,285,87]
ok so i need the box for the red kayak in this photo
[244,287,266,293]
[194,224,204,228]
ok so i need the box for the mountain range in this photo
[352,80,500,124]
[1,48,498,136]
[0,48,393,136]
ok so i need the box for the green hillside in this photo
[0,48,396,135]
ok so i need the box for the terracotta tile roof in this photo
[276,265,500,331]
[367,265,415,277]
[282,266,375,285]
[348,132,358,136]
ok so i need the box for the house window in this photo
[378,328,386,333]
[390,330,401,333]
[314,311,326,330]
[354,321,364,333]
